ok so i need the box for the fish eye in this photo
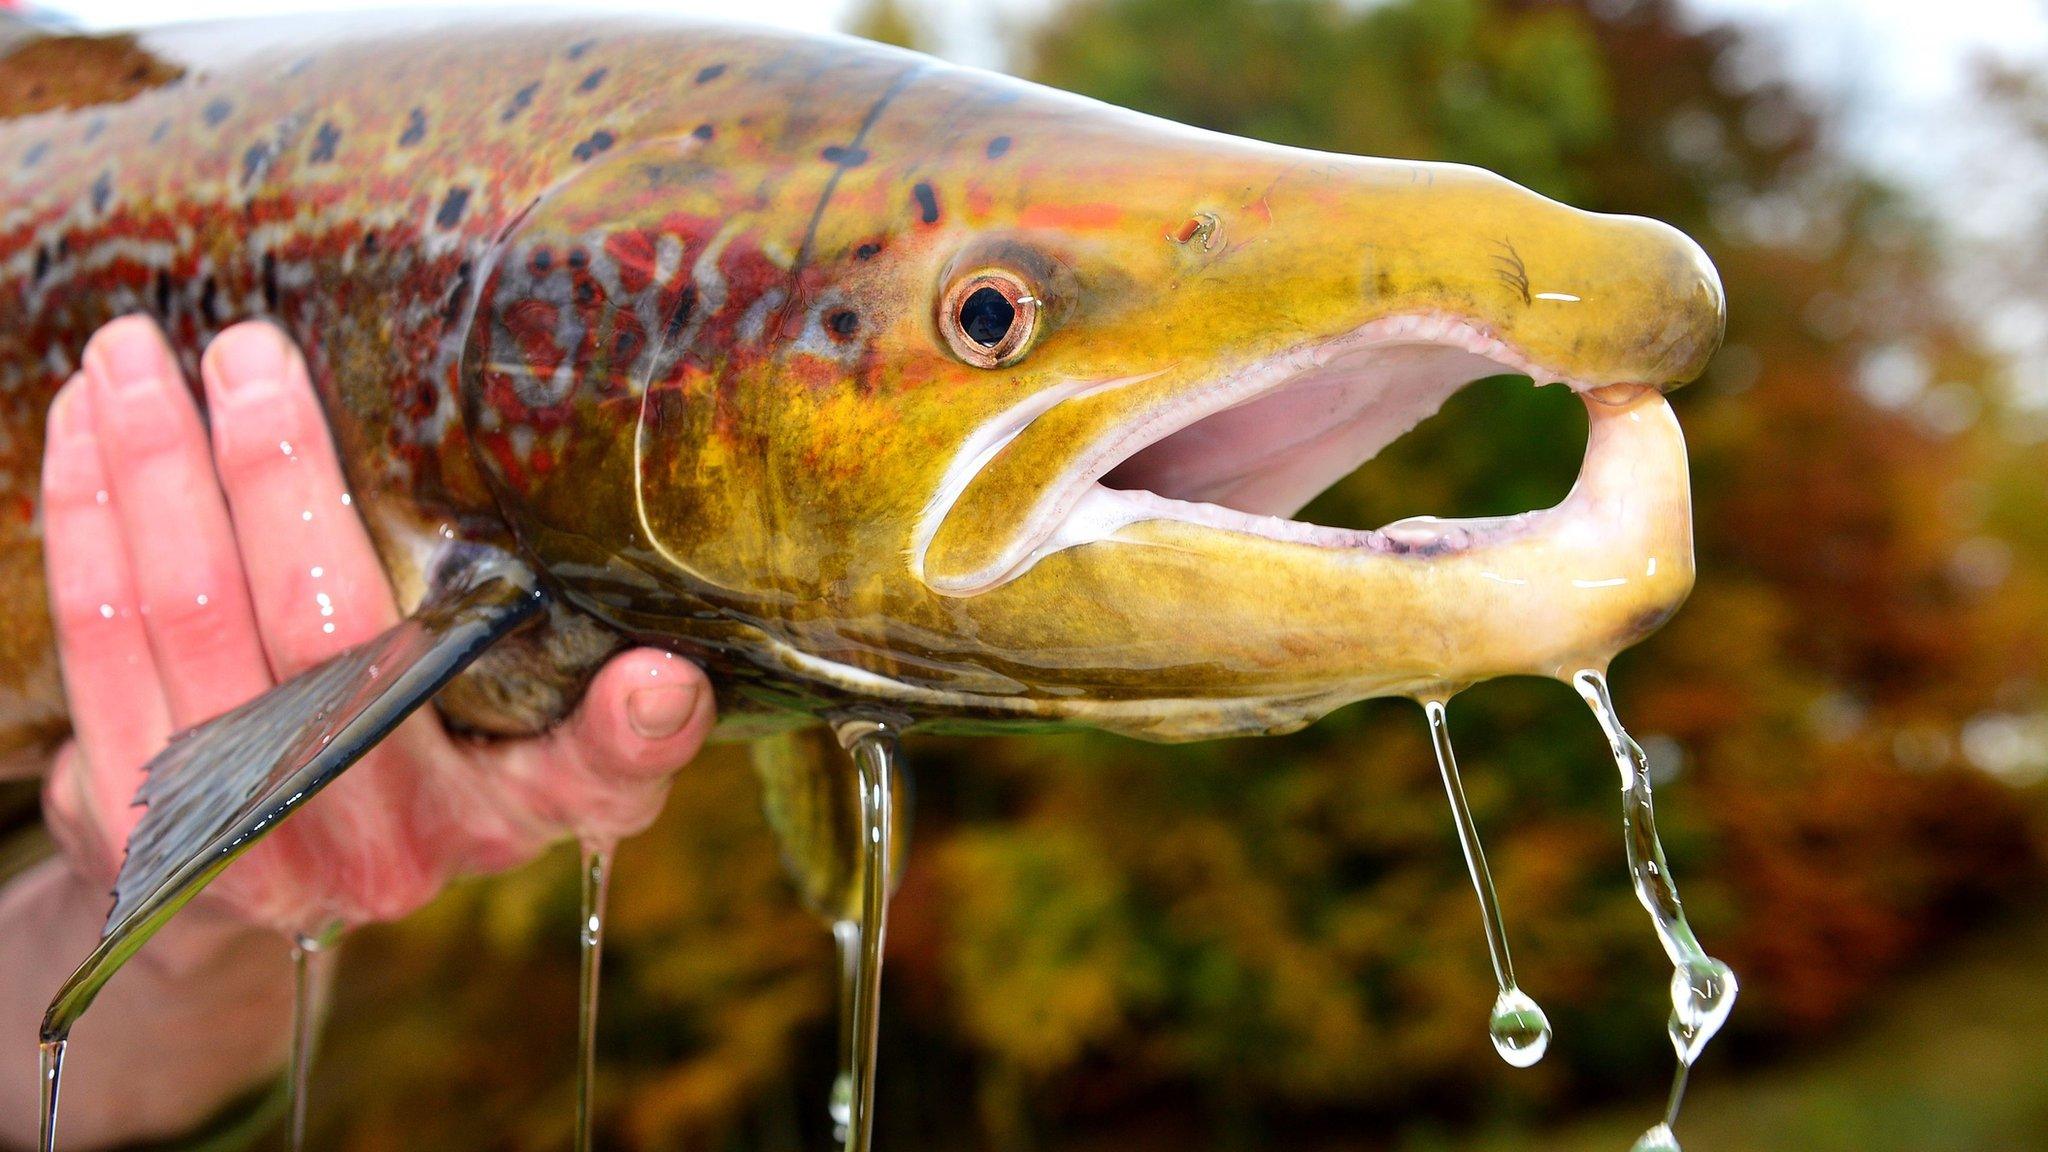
[940,269,1039,368]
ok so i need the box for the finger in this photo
[202,323,397,678]
[563,649,715,786]
[40,377,171,849]
[83,315,271,726]
[475,650,711,846]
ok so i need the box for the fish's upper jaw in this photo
[916,311,1673,598]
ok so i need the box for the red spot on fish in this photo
[603,229,658,296]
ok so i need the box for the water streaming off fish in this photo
[751,721,910,1150]
[1572,669,1738,1152]
[1420,697,1553,1067]
[36,1039,62,1152]
[575,843,614,1152]
[286,928,338,1152]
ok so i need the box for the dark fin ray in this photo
[41,554,547,1042]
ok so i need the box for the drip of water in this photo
[37,1038,63,1152]
[575,842,614,1152]
[831,718,902,1152]
[285,927,338,1152]
[1572,669,1737,1150]
[1421,699,1552,1068]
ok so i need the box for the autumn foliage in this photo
[315,2,2048,1149]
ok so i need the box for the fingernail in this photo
[46,376,91,442]
[207,324,290,396]
[89,318,172,402]
[627,683,698,740]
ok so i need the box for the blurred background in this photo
[52,0,2048,1148]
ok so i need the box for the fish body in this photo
[1,12,1724,754]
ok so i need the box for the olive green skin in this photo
[0,14,1724,754]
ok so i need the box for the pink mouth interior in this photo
[1101,343,1517,520]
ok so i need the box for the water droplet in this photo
[310,566,324,578]
[340,493,352,506]
[92,489,107,506]
[1669,956,1737,1063]
[321,622,335,634]
[1424,699,1547,1066]
[1630,1122,1680,1152]
[195,593,208,607]
[96,604,113,619]
[279,439,294,457]
[1489,986,1551,1068]
[300,510,313,522]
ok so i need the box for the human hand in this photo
[37,316,714,936]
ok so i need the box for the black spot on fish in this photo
[855,241,881,260]
[54,236,68,259]
[153,269,172,316]
[83,117,106,143]
[574,279,597,306]
[203,98,233,127]
[150,120,169,144]
[566,39,596,60]
[89,172,112,215]
[20,141,47,169]
[31,246,49,285]
[826,308,859,338]
[567,248,590,270]
[436,186,471,229]
[442,260,473,325]
[987,135,1011,159]
[531,247,554,273]
[260,252,280,312]
[309,121,341,164]
[199,276,220,325]
[578,67,608,92]
[241,142,272,186]
[611,325,643,363]
[571,130,615,162]
[502,81,540,123]
[695,63,727,84]
[692,123,714,141]
[361,230,380,256]
[821,144,869,167]
[662,285,697,343]
[912,181,939,224]
[399,107,427,148]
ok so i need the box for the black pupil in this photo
[959,285,1016,348]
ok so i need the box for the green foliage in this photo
[308,2,2048,1149]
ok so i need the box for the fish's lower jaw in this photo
[1040,388,1691,686]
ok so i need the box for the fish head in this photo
[465,52,1723,739]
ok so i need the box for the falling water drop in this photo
[574,842,614,1152]
[1571,669,1737,1145]
[831,717,903,1152]
[1421,698,1551,1067]
[37,1038,63,1152]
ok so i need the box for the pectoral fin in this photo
[43,553,548,1042]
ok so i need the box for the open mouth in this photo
[917,312,1664,596]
